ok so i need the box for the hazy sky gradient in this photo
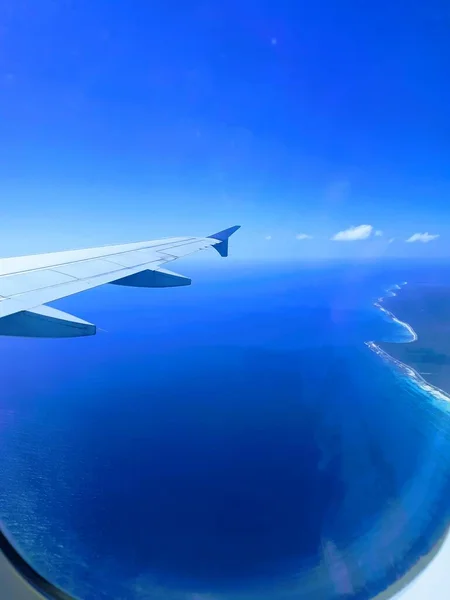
[0,1,449,258]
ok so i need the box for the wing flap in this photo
[104,251,162,268]
[0,306,96,338]
[53,258,125,279]
[155,239,214,260]
[0,270,76,297]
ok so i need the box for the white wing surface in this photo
[0,226,240,338]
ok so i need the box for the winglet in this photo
[207,225,241,257]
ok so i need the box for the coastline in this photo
[366,283,450,407]
[365,341,450,407]
[367,282,450,600]
[374,283,418,341]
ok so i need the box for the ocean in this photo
[1,260,450,600]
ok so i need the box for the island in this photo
[376,283,450,396]
[369,283,450,599]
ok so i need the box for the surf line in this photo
[366,282,450,406]
[374,282,418,342]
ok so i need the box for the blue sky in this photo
[0,0,449,259]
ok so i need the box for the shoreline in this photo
[365,341,450,406]
[366,283,450,406]
[367,282,450,600]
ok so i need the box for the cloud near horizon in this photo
[405,232,440,243]
[331,224,373,241]
[265,235,272,240]
[296,233,312,240]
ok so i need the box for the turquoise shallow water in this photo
[1,262,450,599]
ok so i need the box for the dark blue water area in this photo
[1,260,450,600]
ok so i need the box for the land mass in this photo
[378,283,450,395]
[374,283,450,598]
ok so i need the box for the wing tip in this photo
[207,225,241,242]
[207,225,241,258]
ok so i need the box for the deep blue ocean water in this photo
[1,260,450,600]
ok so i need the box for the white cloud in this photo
[375,230,383,237]
[405,232,439,243]
[296,233,312,240]
[388,238,395,244]
[331,224,373,241]
[265,235,272,240]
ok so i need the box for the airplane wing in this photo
[0,225,240,338]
